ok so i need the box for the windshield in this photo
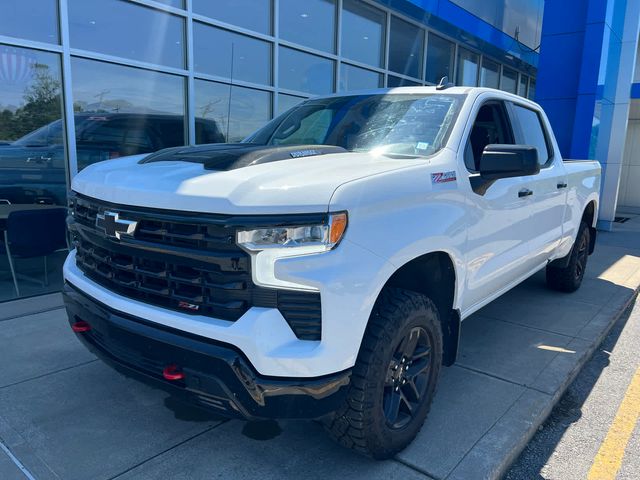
[12,119,64,147]
[248,93,465,157]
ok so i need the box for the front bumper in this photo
[63,283,351,420]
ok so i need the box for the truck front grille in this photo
[70,194,322,340]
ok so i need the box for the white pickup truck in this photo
[63,86,600,458]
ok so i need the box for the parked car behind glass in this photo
[0,113,224,205]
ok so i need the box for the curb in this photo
[493,286,640,480]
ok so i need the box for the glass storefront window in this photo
[425,33,455,85]
[387,76,422,87]
[193,0,271,34]
[71,57,186,170]
[277,94,306,116]
[195,80,270,143]
[341,0,385,68]
[279,47,335,95]
[519,74,529,97]
[480,58,500,89]
[154,0,184,8]
[501,67,518,94]
[1,0,59,44]
[69,0,185,69]
[456,48,479,86]
[388,16,424,79]
[0,46,67,301]
[339,64,382,91]
[194,23,272,86]
[528,79,536,100]
[280,0,336,53]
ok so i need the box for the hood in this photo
[71,148,426,214]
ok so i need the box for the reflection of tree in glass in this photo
[0,63,62,141]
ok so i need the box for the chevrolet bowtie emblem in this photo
[96,211,137,240]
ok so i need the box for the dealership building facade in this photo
[0,0,639,301]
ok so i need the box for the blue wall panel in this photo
[536,0,629,160]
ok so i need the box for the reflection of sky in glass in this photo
[193,0,271,34]
[342,0,385,67]
[71,58,184,115]
[339,64,381,91]
[0,0,59,45]
[280,0,336,53]
[389,16,423,78]
[193,22,271,85]
[446,0,543,48]
[279,47,334,95]
[0,46,61,109]
[69,0,184,69]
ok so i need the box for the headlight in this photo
[237,212,348,252]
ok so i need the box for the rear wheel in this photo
[324,288,443,459]
[546,221,590,292]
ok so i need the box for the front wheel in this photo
[324,288,443,459]
[546,221,590,292]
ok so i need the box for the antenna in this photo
[226,42,234,142]
[436,76,454,90]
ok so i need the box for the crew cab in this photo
[62,87,600,458]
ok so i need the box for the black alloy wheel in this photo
[383,326,434,429]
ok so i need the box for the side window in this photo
[465,102,514,171]
[511,105,551,165]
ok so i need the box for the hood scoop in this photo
[138,143,347,171]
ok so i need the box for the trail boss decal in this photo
[431,171,457,184]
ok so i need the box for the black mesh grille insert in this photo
[70,195,322,340]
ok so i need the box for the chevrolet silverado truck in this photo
[63,87,600,458]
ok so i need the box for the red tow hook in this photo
[163,364,185,381]
[71,320,91,333]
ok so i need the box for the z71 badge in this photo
[431,171,457,184]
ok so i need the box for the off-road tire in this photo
[324,288,443,459]
[546,220,590,293]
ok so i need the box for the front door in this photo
[460,99,535,314]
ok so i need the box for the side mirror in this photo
[478,145,540,180]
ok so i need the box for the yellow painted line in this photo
[588,367,640,480]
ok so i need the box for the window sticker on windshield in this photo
[431,171,457,185]
[417,142,429,151]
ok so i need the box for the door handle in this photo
[518,188,533,198]
[557,182,568,189]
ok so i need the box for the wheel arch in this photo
[582,199,598,254]
[370,251,460,366]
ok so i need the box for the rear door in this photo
[508,103,566,267]
[461,98,535,313]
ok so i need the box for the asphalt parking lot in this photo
[1,216,640,480]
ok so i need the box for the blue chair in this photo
[2,208,68,297]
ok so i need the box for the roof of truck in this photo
[316,86,541,109]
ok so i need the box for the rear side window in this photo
[512,105,551,165]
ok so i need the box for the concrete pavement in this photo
[1,215,640,479]
[506,294,640,479]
